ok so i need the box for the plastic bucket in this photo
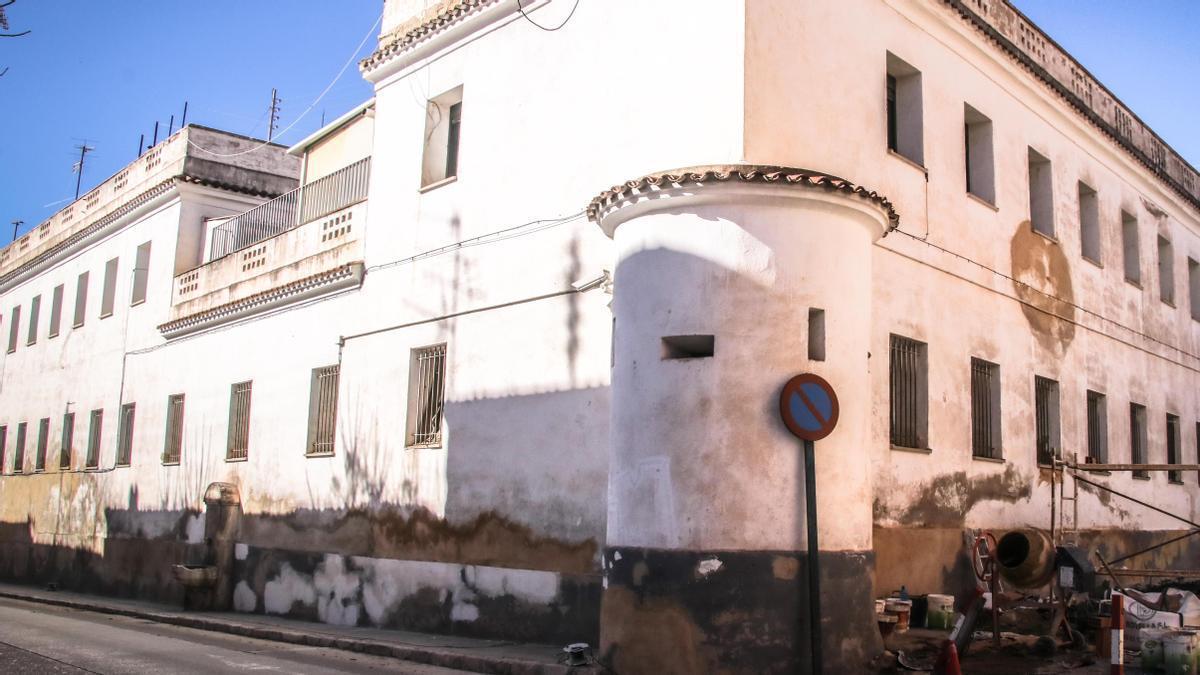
[1141,628,1168,671]
[926,594,955,630]
[885,599,913,633]
[1164,630,1199,675]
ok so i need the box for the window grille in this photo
[60,412,74,469]
[163,394,184,465]
[307,365,339,456]
[1034,376,1060,465]
[27,295,40,346]
[227,381,252,460]
[889,335,927,449]
[116,403,135,466]
[970,358,1001,459]
[13,422,26,473]
[34,417,49,472]
[1086,390,1107,463]
[408,344,447,447]
[0,426,7,474]
[86,410,102,469]
[1167,414,1181,483]
[1130,403,1148,478]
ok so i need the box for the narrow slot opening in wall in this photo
[1122,211,1140,284]
[1189,258,1200,320]
[807,309,826,361]
[661,335,714,360]
[1078,182,1100,263]
[964,104,994,204]
[1027,147,1054,238]
[1158,235,1175,305]
[885,52,923,165]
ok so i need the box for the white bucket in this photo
[1163,630,1200,675]
[926,594,955,630]
[1141,628,1169,671]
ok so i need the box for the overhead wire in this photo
[515,0,581,32]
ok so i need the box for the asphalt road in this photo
[0,596,478,674]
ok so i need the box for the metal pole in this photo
[804,438,822,675]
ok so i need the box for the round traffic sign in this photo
[779,373,839,441]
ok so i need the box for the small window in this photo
[49,284,64,338]
[1122,211,1140,284]
[116,403,135,467]
[13,422,27,474]
[7,306,19,353]
[885,52,923,165]
[1158,235,1175,305]
[86,409,103,469]
[101,257,118,318]
[26,295,40,346]
[1078,182,1100,264]
[74,271,89,327]
[307,365,340,456]
[0,426,6,474]
[964,104,994,203]
[421,87,464,187]
[163,394,185,465]
[889,335,928,449]
[970,357,1001,459]
[1028,148,1054,238]
[227,381,252,460]
[1167,413,1182,484]
[60,412,74,470]
[808,309,826,362]
[1189,258,1200,320]
[34,417,49,472]
[1130,403,1148,478]
[1086,390,1107,464]
[407,344,447,447]
[661,335,715,360]
[1034,376,1060,466]
[131,241,151,305]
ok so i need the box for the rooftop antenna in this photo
[72,143,95,200]
[167,114,175,135]
[152,121,159,146]
[138,133,144,157]
[267,87,281,142]
[181,101,189,128]
[11,220,23,243]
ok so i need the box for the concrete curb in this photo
[0,589,578,675]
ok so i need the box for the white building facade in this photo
[1,1,1199,672]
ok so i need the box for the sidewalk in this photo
[0,582,584,675]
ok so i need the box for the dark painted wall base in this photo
[600,546,881,675]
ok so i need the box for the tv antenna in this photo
[267,88,282,142]
[73,142,95,200]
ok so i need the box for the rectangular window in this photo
[74,271,89,327]
[49,284,64,338]
[1167,413,1182,484]
[0,426,6,474]
[1034,376,1060,465]
[807,309,826,362]
[1078,182,1101,264]
[420,86,464,187]
[964,104,994,203]
[1028,148,1054,237]
[1158,235,1175,305]
[101,257,118,318]
[889,335,928,449]
[1086,390,1107,464]
[34,417,49,472]
[163,394,185,465]
[1130,403,1148,478]
[13,422,26,474]
[306,365,340,456]
[1189,258,1200,320]
[26,294,40,346]
[1122,211,1140,284]
[60,412,74,470]
[885,52,923,165]
[86,409,102,469]
[407,344,448,447]
[970,357,1001,459]
[7,306,19,353]
[131,241,151,305]
[227,381,252,460]
[116,403,135,466]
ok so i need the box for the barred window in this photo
[970,358,1001,459]
[163,394,184,465]
[889,335,928,449]
[1034,376,1060,466]
[1130,403,1148,478]
[0,426,7,474]
[60,412,74,470]
[227,381,252,460]
[116,403,135,466]
[34,417,49,472]
[1086,390,1107,463]
[13,422,26,474]
[86,410,103,469]
[1167,413,1182,484]
[307,365,339,456]
[407,344,447,447]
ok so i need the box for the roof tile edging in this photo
[360,0,499,74]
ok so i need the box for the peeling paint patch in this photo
[185,515,205,545]
[263,563,316,615]
[234,542,248,560]
[695,557,723,578]
[314,554,361,626]
[875,464,1032,527]
[450,601,479,622]
[233,580,257,612]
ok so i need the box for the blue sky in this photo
[0,1,1196,243]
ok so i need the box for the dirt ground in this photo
[876,627,1152,674]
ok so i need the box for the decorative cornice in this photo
[176,173,291,199]
[158,262,365,338]
[587,165,900,230]
[360,0,498,75]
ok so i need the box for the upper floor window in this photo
[889,334,928,450]
[407,343,447,447]
[1034,376,1060,466]
[7,306,20,354]
[26,294,39,346]
[1158,235,1175,305]
[307,365,340,456]
[970,357,1001,460]
[227,381,253,461]
[963,104,994,204]
[1189,258,1200,320]
[1121,211,1140,285]
[74,271,89,328]
[1167,413,1182,484]
[131,241,152,306]
[1078,182,1101,264]
[100,257,119,318]
[421,86,464,188]
[49,284,64,338]
[885,53,923,165]
[1086,390,1107,464]
[1027,148,1054,238]
[1130,403,1148,479]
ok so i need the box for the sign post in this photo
[778,373,840,675]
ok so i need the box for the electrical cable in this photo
[185,11,383,158]
[516,0,580,32]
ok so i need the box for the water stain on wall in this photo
[875,464,1032,527]
[1010,221,1076,356]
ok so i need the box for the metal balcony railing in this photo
[209,157,370,260]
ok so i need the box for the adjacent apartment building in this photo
[1,0,1198,672]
